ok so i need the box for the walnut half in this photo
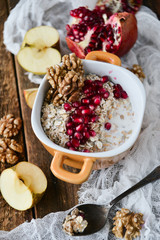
[0,114,22,138]
[112,208,144,240]
[0,138,23,165]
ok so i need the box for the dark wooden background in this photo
[0,0,159,232]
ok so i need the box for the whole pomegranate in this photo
[96,0,143,15]
[66,7,137,59]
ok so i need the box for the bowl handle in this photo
[50,151,95,184]
[85,51,121,66]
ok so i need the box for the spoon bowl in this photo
[64,165,160,236]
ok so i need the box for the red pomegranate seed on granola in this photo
[113,90,121,99]
[105,122,111,130]
[98,87,107,95]
[81,109,92,115]
[83,131,90,139]
[89,130,96,137]
[84,116,89,124]
[93,95,101,105]
[74,117,84,123]
[64,103,72,111]
[71,138,80,148]
[121,90,128,99]
[69,146,76,151]
[67,129,74,136]
[74,132,83,140]
[66,121,74,129]
[81,98,90,105]
[103,91,110,99]
[89,104,95,111]
[72,101,81,108]
[65,141,72,148]
[76,124,84,132]
[83,149,90,152]
[90,115,99,123]
[101,75,109,83]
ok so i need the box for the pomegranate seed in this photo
[83,131,90,139]
[121,91,128,99]
[101,76,109,83]
[98,87,107,95]
[83,149,90,152]
[65,141,72,148]
[89,104,95,111]
[105,122,111,130]
[76,124,84,132]
[79,105,86,110]
[67,129,74,136]
[71,138,80,148]
[84,79,92,85]
[69,147,76,151]
[93,95,101,105]
[92,80,103,87]
[81,98,90,105]
[64,103,72,111]
[82,109,91,115]
[89,130,96,137]
[114,84,123,91]
[72,101,81,108]
[74,117,84,123]
[80,138,87,144]
[113,90,121,99]
[84,116,89,124]
[90,115,99,123]
[84,87,92,94]
[74,132,83,140]
[103,91,110,99]
[66,121,74,128]
[74,109,82,115]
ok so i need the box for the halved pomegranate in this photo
[96,0,143,15]
[66,7,137,58]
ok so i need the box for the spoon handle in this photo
[110,165,160,206]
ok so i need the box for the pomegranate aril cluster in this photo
[113,84,128,99]
[64,76,128,151]
[64,75,108,151]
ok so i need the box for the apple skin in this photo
[0,162,47,211]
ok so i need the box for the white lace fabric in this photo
[2,1,160,239]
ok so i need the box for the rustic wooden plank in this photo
[6,0,79,220]
[143,0,160,19]
[0,0,33,231]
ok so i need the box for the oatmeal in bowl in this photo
[31,53,146,184]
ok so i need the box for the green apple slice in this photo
[24,88,38,109]
[0,162,47,211]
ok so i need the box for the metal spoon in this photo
[64,165,160,236]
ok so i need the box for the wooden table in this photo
[0,0,159,232]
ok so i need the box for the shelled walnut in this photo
[127,64,145,82]
[0,138,23,165]
[112,208,144,240]
[0,114,22,138]
[46,53,85,105]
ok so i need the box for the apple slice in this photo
[24,88,38,109]
[0,162,47,211]
[17,26,61,74]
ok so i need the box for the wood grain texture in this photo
[0,0,32,231]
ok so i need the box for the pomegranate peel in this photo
[85,51,121,66]
[66,7,138,58]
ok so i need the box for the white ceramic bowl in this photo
[31,60,146,184]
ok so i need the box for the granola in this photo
[63,208,88,235]
[41,73,135,152]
